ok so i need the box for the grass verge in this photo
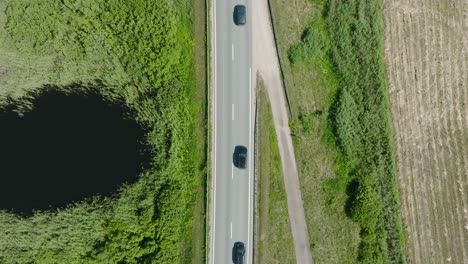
[183,0,208,262]
[270,0,360,262]
[255,78,296,264]
[271,0,406,262]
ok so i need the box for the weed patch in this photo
[293,0,406,262]
[286,0,406,262]
[0,0,204,263]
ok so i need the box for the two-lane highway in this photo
[211,0,253,263]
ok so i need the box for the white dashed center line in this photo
[232,44,235,60]
[232,104,235,120]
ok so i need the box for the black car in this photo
[233,5,246,25]
[233,146,247,169]
[232,241,245,264]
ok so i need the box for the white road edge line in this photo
[248,66,252,264]
[232,44,235,61]
[211,1,217,263]
[230,222,233,239]
[232,104,235,120]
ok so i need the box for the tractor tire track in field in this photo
[382,0,468,263]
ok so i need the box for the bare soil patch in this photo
[382,0,468,262]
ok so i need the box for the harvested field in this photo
[382,0,468,263]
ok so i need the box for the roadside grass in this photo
[180,0,208,262]
[0,0,206,263]
[255,78,296,264]
[270,0,360,262]
[271,0,406,262]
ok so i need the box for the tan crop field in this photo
[382,0,468,263]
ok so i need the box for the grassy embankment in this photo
[255,79,296,264]
[271,0,405,262]
[0,0,206,263]
[181,0,208,262]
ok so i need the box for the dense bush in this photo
[0,0,200,263]
[289,0,406,262]
[326,0,406,262]
[288,23,329,65]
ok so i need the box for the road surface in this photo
[211,0,253,264]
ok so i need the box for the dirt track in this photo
[382,0,468,263]
[252,0,313,263]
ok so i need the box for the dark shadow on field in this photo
[344,179,359,218]
[0,84,150,215]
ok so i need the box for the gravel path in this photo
[252,0,313,263]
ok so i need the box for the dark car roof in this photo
[234,5,246,25]
[233,242,245,264]
[235,145,247,153]
[234,146,248,168]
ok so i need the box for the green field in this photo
[0,0,206,263]
[271,0,405,263]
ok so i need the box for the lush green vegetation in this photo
[270,0,360,262]
[288,0,406,262]
[255,80,296,264]
[0,0,206,263]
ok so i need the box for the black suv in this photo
[233,146,248,169]
[232,242,245,264]
[233,5,246,26]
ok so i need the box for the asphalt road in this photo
[211,0,253,263]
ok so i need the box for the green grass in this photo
[323,1,406,262]
[0,0,206,263]
[181,0,208,262]
[255,79,296,264]
[271,0,406,263]
[270,0,360,262]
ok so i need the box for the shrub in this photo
[288,26,329,65]
[349,177,380,229]
[288,0,406,262]
[288,43,306,64]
